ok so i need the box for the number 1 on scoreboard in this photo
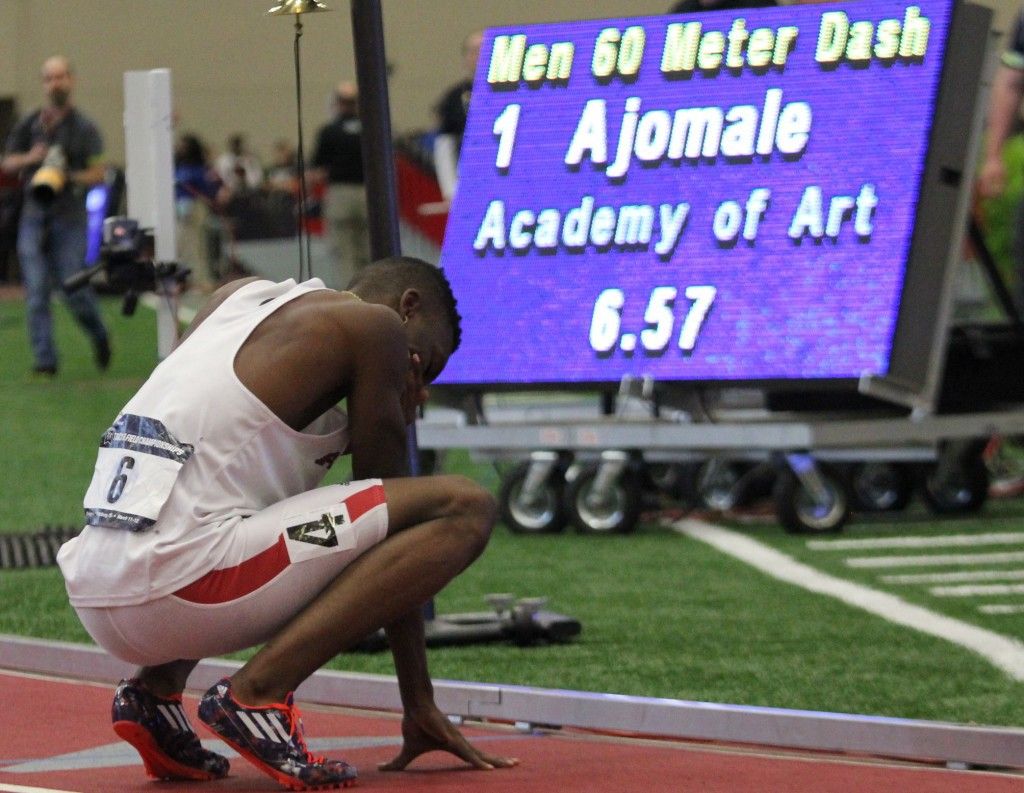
[493,104,521,170]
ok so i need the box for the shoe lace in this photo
[285,702,326,766]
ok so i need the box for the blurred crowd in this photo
[171,130,304,293]
[167,50,471,295]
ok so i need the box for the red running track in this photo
[0,671,1021,792]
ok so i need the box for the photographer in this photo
[1,55,110,376]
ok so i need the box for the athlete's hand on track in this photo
[379,704,519,772]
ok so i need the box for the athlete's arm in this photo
[344,306,413,480]
[341,304,500,765]
[344,310,434,716]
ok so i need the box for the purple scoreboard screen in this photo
[436,0,958,387]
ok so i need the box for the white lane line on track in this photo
[808,532,1024,551]
[674,518,1024,681]
[846,551,1024,569]
[0,784,83,793]
[930,583,1024,597]
[881,569,1024,584]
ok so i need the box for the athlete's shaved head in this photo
[347,257,462,353]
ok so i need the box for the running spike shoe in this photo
[112,678,230,781]
[198,677,357,790]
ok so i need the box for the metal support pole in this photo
[349,0,420,475]
[350,0,400,260]
[349,0,428,619]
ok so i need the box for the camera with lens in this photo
[30,144,67,205]
[100,217,155,294]
[63,216,188,316]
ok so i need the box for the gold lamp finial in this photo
[267,0,330,15]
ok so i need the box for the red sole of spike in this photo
[113,721,224,781]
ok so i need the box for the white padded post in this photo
[123,69,177,359]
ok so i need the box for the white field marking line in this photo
[823,516,1024,532]
[138,292,198,323]
[881,569,1024,585]
[0,784,83,793]
[674,518,1024,681]
[846,551,1024,569]
[808,532,1024,551]
[931,584,1024,597]
[980,605,1024,615]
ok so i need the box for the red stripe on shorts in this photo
[345,483,386,522]
[173,534,290,604]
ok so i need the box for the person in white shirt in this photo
[214,132,263,195]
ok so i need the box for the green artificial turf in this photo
[3,294,1024,728]
[0,295,157,530]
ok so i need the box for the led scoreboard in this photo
[436,0,988,397]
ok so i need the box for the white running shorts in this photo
[74,479,388,666]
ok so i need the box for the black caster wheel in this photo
[499,461,567,534]
[774,463,850,534]
[564,463,642,534]
[919,455,989,516]
[849,462,913,513]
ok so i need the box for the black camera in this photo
[63,216,188,315]
[103,216,144,257]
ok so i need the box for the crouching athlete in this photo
[56,257,518,790]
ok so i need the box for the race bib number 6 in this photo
[83,414,194,532]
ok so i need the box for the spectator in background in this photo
[260,138,302,242]
[214,133,263,198]
[978,7,1024,312]
[174,133,222,293]
[266,138,298,194]
[312,81,369,287]
[432,30,483,201]
[1,55,110,376]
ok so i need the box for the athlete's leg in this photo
[133,659,199,698]
[228,474,494,704]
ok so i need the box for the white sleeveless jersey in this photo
[57,278,350,607]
